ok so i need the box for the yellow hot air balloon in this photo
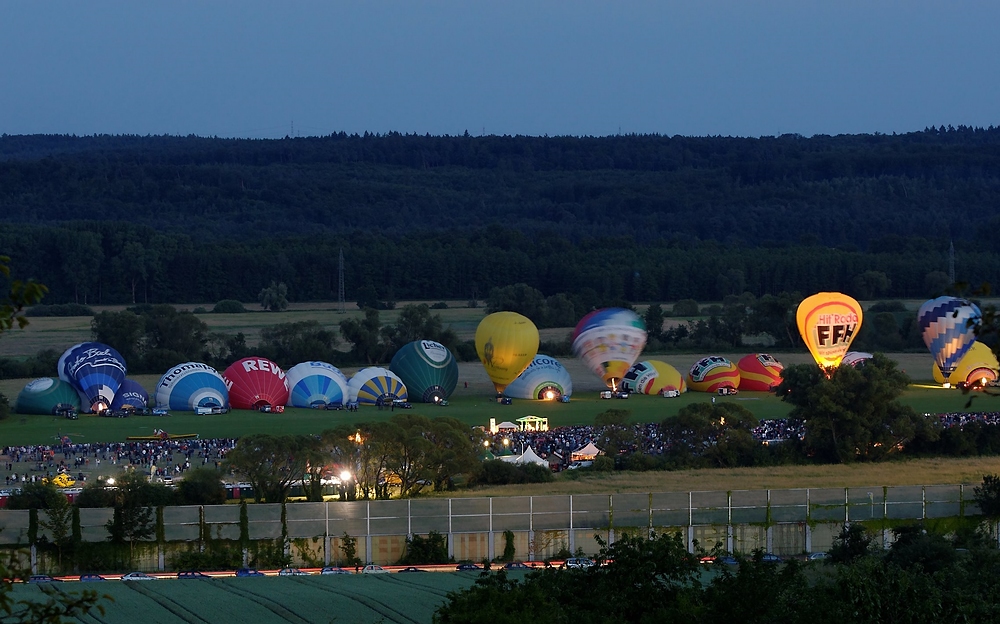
[475,312,540,394]
[932,342,999,387]
[796,292,863,371]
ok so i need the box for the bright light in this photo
[433,396,440,403]
[503,438,510,447]
[483,440,490,447]
[94,402,107,413]
[105,478,115,486]
[943,382,951,389]
[352,432,363,444]
[339,471,352,482]
[544,390,555,400]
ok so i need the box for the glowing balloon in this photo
[932,342,999,387]
[222,357,290,410]
[475,312,540,393]
[918,296,982,377]
[348,367,407,405]
[155,362,230,411]
[285,361,349,408]
[688,356,741,393]
[15,378,81,415]
[390,340,458,403]
[621,360,686,395]
[58,342,128,412]
[110,379,149,411]
[796,293,863,370]
[504,354,574,400]
[571,308,647,389]
[840,351,873,368]
[735,354,783,392]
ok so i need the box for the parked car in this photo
[503,561,531,570]
[121,572,156,581]
[456,563,483,571]
[235,568,265,577]
[717,555,739,566]
[760,553,782,563]
[361,565,389,574]
[397,567,426,573]
[177,571,210,579]
[807,552,829,561]
[79,574,105,582]
[563,557,596,570]
[277,567,309,576]
[27,575,59,583]
[320,566,351,575]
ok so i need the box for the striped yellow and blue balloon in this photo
[918,296,982,376]
[348,367,408,405]
[286,361,349,408]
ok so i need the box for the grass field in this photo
[9,572,492,624]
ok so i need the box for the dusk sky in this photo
[2,2,997,139]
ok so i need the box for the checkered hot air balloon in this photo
[918,296,982,377]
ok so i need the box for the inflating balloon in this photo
[15,378,81,415]
[110,379,149,411]
[390,341,458,403]
[918,296,981,378]
[58,342,128,412]
[932,342,998,387]
[736,354,783,392]
[285,361,349,408]
[571,308,647,389]
[156,362,230,411]
[348,367,407,405]
[504,354,573,400]
[222,357,290,410]
[475,312,539,393]
[688,356,740,393]
[796,293,863,370]
[621,360,686,395]
[840,351,873,368]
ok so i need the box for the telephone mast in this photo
[338,248,346,313]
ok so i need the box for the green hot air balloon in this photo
[15,378,82,415]
[389,340,459,403]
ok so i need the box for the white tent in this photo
[572,442,603,462]
[497,446,550,468]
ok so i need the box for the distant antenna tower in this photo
[338,248,346,313]
[949,240,956,284]
[290,120,294,137]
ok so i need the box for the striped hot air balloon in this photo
[918,296,981,378]
[155,362,230,411]
[222,357,290,410]
[348,367,407,405]
[285,361,349,408]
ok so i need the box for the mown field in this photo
[9,572,494,624]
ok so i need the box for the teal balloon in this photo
[389,340,459,403]
[15,378,81,415]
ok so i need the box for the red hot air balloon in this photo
[222,357,290,410]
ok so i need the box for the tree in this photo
[775,354,935,463]
[258,320,341,366]
[224,434,309,503]
[258,280,289,311]
[643,304,665,342]
[827,522,876,564]
[381,304,459,354]
[486,283,546,323]
[105,472,158,566]
[39,493,73,572]
[91,310,146,364]
[594,409,636,459]
[0,255,48,333]
[177,467,227,506]
[339,308,393,364]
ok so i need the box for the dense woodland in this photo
[1,128,1000,306]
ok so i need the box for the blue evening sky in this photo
[1,2,997,139]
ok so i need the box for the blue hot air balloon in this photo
[285,362,349,408]
[348,367,407,406]
[155,362,230,412]
[110,379,149,411]
[58,342,128,412]
[504,354,573,401]
[918,296,982,377]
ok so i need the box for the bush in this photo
[192,306,208,314]
[471,460,554,486]
[590,456,615,472]
[430,301,449,309]
[24,303,94,317]
[398,531,450,565]
[172,544,243,571]
[671,299,700,316]
[212,299,247,314]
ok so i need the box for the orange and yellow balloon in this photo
[796,292,863,370]
[475,312,539,393]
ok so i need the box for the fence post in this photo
[365,501,372,564]
[447,498,454,560]
[488,498,495,561]
[727,492,733,553]
[324,502,330,566]
[607,495,614,546]
[648,493,654,540]
[569,495,575,553]
[687,491,694,553]
[765,490,773,554]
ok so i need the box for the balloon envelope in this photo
[222,357,290,409]
[571,308,647,388]
[389,340,459,403]
[622,360,686,395]
[285,361,349,408]
[475,312,539,393]
[58,342,128,411]
[840,351,873,368]
[736,354,783,392]
[918,296,982,376]
[796,293,863,369]
[688,356,740,393]
[504,354,574,400]
[110,379,149,411]
[156,362,230,411]
[15,378,81,415]
[348,367,407,405]
[932,342,999,386]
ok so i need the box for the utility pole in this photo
[338,248,346,313]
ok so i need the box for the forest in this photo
[1,128,999,305]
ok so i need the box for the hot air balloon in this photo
[840,351,874,368]
[688,356,741,393]
[504,354,574,400]
[348,367,407,405]
[285,361,349,408]
[571,308,647,390]
[932,342,999,388]
[475,312,539,394]
[15,378,81,415]
[621,360,686,395]
[110,379,149,411]
[796,293,863,370]
[736,354,783,392]
[58,342,128,412]
[918,296,982,380]
[389,340,458,403]
[155,362,230,411]
[222,357,290,410]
